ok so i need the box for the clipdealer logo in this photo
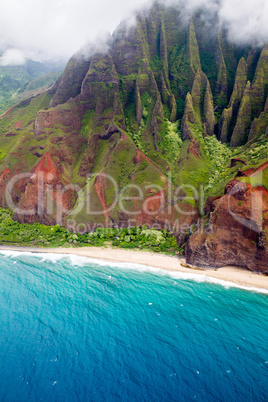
[5,170,265,234]
[4,171,210,222]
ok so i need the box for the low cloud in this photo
[168,0,268,46]
[219,0,268,46]
[0,48,26,66]
[0,0,267,65]
[0,0,147,64]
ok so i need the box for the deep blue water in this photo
[0,251,267,401]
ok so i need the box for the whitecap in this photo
[0,249,268,294]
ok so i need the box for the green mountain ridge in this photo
[0,2,267,272]
[0,59,62,114]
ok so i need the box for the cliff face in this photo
[186,180,268,273]
[0,2,268,271]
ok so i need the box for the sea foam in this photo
[0,249,267,294]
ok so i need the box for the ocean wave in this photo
[0,249,267,295]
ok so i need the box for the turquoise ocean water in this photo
[0,250,267,401]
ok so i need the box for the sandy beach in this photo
[0,245,268,292]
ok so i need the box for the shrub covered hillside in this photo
[0,2,267,271]
[0,208,181,254]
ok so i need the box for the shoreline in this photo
[0,245,268,292]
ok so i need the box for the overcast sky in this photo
[0,0,267,65]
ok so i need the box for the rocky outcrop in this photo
[248,96,268,141]
[191,70,208,121]
[0,168,12,206]
[79,134,100,177]
[14,153,73,225]
[182,71,215,137]
[34,106,81,137]
[219,107,233,143]
[250,45,268,119]
[186,180,268,273]
[229,57,248,106]
[112,19,149,77]
[181,93,195,139]
[230,81,252,146]
[203,80,215,136]
[50,55,91,107]
[188,18,201,76]
[160,20,170,86]
[77,54,124,121]
[219,56,254,144]
[215,42,228,107]
[135,80,143,125]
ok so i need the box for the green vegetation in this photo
[0,208,181,254]
[80,110,96,136]
[0,208,70,247]
[169,44,191,95]
[181,123,268,198]
[0,60,61,114]
[175,122,238,201]
[0,4,267,236]
[88,226,181,254]
[203,135,234,189]
[162,120,183,160]
[241,135,268,166]
[133,92,153,149]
